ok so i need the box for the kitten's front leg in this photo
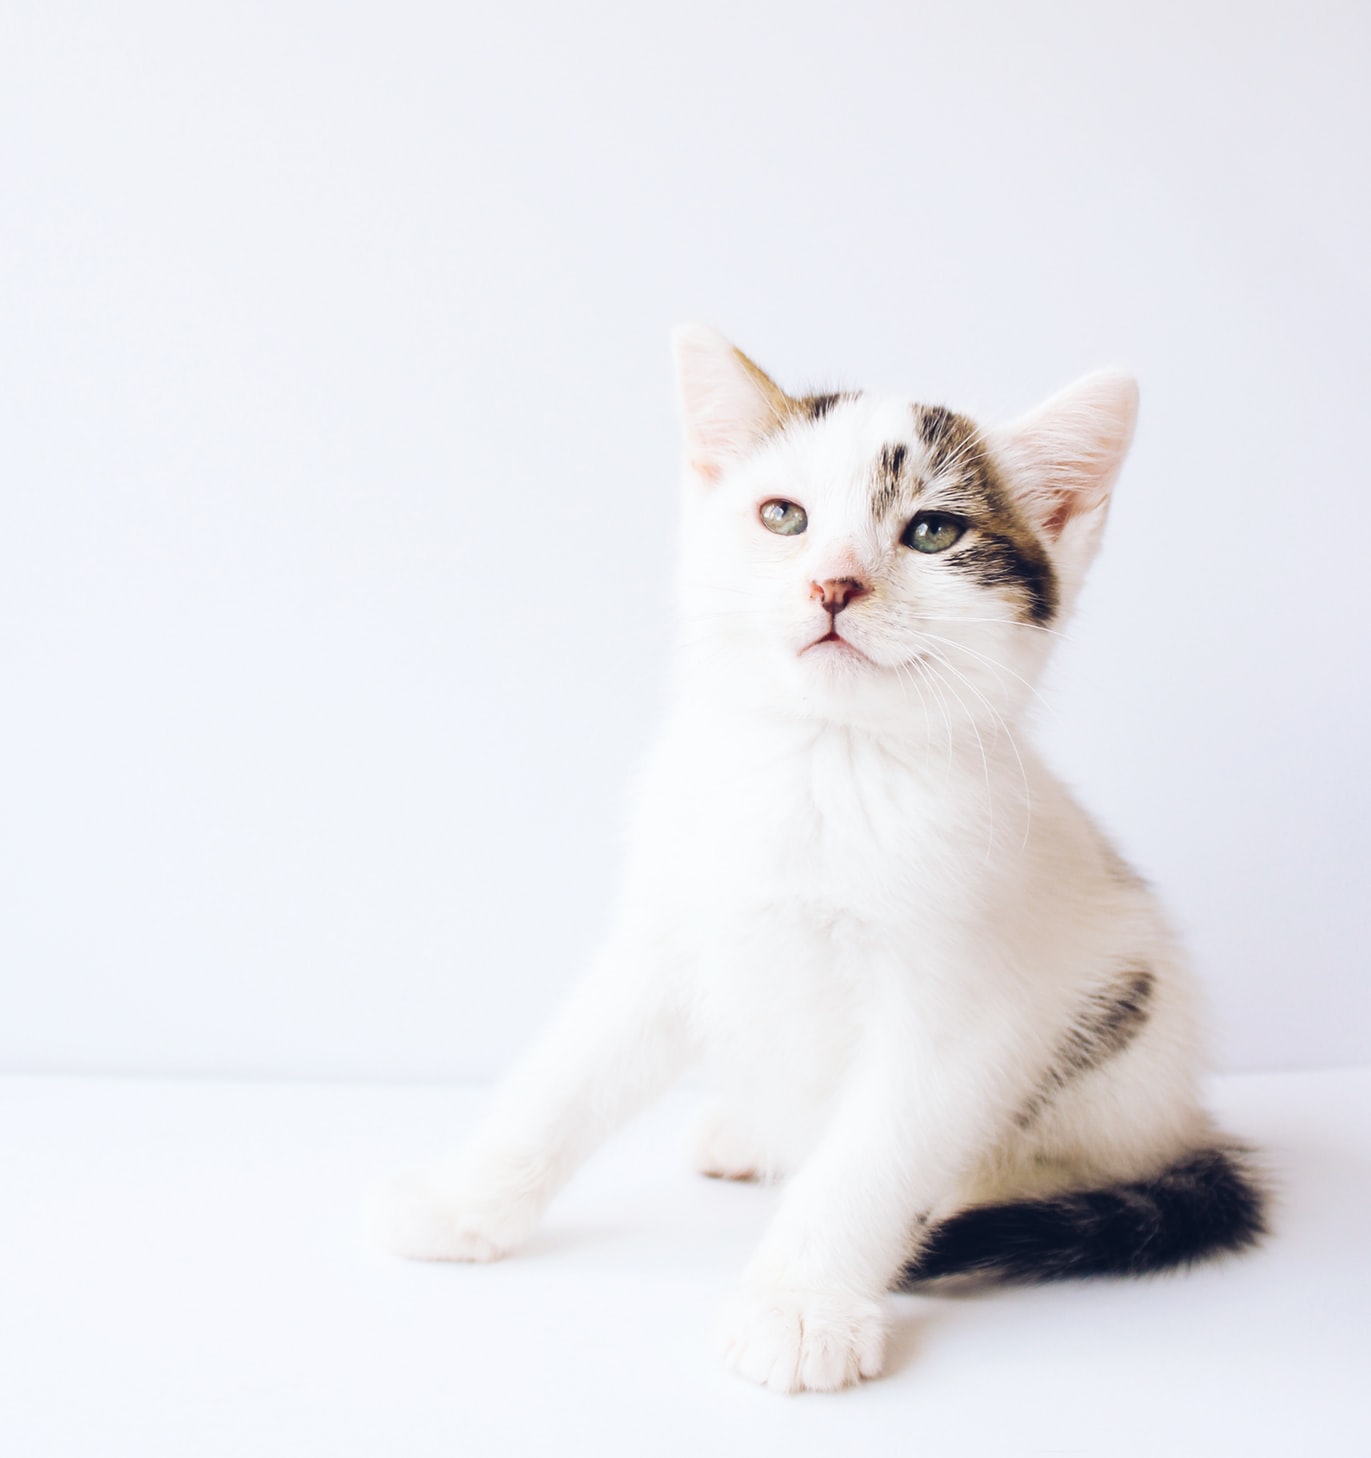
[689,1100,768,1182]
[721,970,1025,1393]
[370,930,686,1262]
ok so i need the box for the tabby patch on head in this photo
[799,391,860,422]
[868,405,1059,626]
[915,416,1059,627]
[873,443,907,516]
[671,324,1138,729]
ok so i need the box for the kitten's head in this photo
[670,326,1138,733]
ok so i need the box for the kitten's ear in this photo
[671,325,792,483]
[990,370,1139,543]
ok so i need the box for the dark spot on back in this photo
[1016,968,1156,1129]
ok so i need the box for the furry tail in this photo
[900,1147,1266,1286]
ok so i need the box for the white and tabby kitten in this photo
[372,328,1263,1393]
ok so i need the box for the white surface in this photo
[2,1069,1367,1456]
[3,1,1370,1081]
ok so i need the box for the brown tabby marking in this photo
[912,403,1058,624]
[1016,969,1156,1130]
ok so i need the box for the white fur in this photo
[370,328,1215,1393]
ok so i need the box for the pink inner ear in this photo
[1044,498,1075,538]
[993,370,1139,543]
[672,325,792,481]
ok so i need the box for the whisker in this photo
[914,655,956,770]
[915,639,1033,850]
[892,658,935,755]
[905,611,1074,643]
[909,630,1051,714]
[921,656,996,861]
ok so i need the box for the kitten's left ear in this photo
[672,325,793,483]
[990,370,1139,545]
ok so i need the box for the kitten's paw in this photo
[688,1108,763,1182]
[364,1165,539,1263]
[719,1283,887,1393]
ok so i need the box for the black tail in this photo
[900,1147,1267,1287]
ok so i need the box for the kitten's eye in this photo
[759,499,808,536]
[902,511,965,553]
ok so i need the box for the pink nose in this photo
[809,577,869,614]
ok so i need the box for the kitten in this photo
[371,327,1265,1393]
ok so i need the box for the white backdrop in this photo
[3,0,1367,1080]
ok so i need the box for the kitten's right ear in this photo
[990,370,1140,542]
[671,325,792,483]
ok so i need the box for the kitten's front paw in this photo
[719,1283,887,1393]
[365,1164,540,1263]
[689,1107,763,1182]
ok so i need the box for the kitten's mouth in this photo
[802,629,871,662]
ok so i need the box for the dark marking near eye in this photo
[949,535,1057,624]
[874,442,909,514]
[1016,968,1156,1130]
[906,401,1060,624]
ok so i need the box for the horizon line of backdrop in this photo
[2,0,1368,1081]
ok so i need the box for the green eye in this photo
[902,511,965,553]
[759,499,808,536]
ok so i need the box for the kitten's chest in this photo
[635,717,960,920]
[630,717,986,1145]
